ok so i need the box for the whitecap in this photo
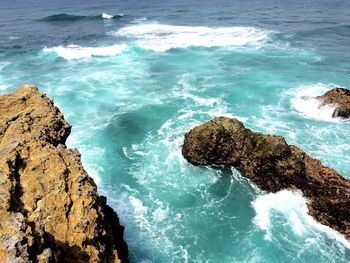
[252,190,350,249]
[290,83,347,122]
[43,43,127,60]
[113,23,272,52]
[0,85,8,90]
[102,12,113,19]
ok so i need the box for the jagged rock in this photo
[317,87,350,118]
[0,85,128,262]
[182,117,350,239]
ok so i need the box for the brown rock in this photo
[182,117,350,239]
[0,85,128,262]
[317,87,350,118]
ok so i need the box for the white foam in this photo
[0,85,8,90]
[113,23,271,52]
[83,164,102,186]
[128,196,175,246]
[152,206,169,222]
[252,190,350,249]
[173,89,220,107]
[130,196,148,218]
[290,83,345,122]
[102,12,113,19]
[43,44,127,60]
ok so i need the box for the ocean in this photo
[0,0,349,262]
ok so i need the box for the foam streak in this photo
[43,44,127,60]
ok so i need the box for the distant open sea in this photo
[1,0,349,262]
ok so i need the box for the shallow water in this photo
[1,0,350,262]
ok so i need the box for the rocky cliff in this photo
[317,87,350,119]
[182,117,350,240]
[0,85,128,262]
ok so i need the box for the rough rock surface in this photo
[182,117,350,240]
[0,85,128,262]
[317,87,350,118]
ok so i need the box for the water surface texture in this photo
[1,0,350,262]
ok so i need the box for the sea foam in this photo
[252,190,350,249]
[290,83,345,122]
[113,23,271,52]
[43,44,127,60]
[0,85,8,90]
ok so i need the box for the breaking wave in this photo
[113,23,272,52]
[290,83,348,122]
[252,190,350,249]
[102,12,114,19]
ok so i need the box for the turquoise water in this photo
[1,0,350,262]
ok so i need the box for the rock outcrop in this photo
[317,87,350,118]
[0,85,128,262]
[182,117,350,239]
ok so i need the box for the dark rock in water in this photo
[0,85,128,262]
[182,117,350,240]
[317,88,350,118]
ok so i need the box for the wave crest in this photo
[102,12,114,19]
[38,13,123,22]
[39,14,94,22]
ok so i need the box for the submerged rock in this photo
[0,85,128,262]
[182,117,350,240]
[317,87,350,118]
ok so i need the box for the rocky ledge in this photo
[182,117,350,240]
[0,85,128,262]
[317,87,350,119]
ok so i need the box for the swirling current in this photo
[0,0,349,262]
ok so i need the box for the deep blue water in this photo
[1,0,350,262]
